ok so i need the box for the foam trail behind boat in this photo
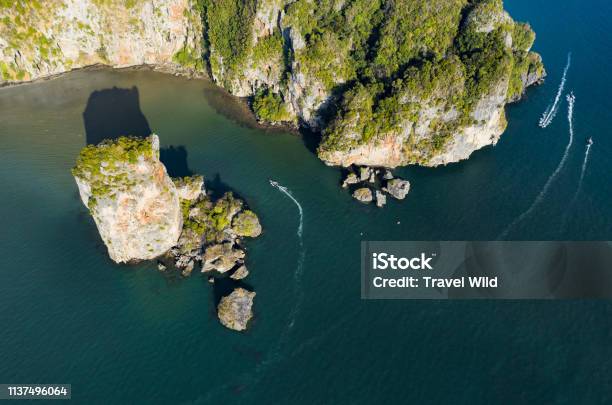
[499,93,576,239]
[269,181,305,332]
[561,142,592,233]
[539,53,571,128]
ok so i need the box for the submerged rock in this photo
[386,179,411,200]
[353,188,373,203]
[217,288,255,331]
[72,134,182,263]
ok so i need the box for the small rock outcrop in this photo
[375,191,387,208]
[342,173,360,188]
[386,179,411,200]
[202,242,246,274]
[353,188,373,204]
[230,265,249,280]
[217,288,255,331]
[359,167,372,182]
[231,210,263,237]
[72,135,182,263]
[343,166,410,207]
[169,188,261,281]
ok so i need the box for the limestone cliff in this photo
[202,0,545,167]
[72,135,182,263]
[0,0,204,83]
[4,0,545,169]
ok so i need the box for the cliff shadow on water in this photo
[82,85,194,178]
[83,86,151,145]
[206,173,245,201]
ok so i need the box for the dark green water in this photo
[1,1,612,403]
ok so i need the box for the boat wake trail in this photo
[561,142,592,233]
[575,143,592,197]
[273,182,304,239]
[499,93,576,240]
[269,180,305,333]
[539,53,571,128]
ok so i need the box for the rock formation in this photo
[73,134,262,331]
[343,166,410,206]
[230,265,249,280]
[217,288,255,332]
[353,188,373,204]
[375,191,387,208]
[386,179,411,200]
[0,0,204,83]
[72,134,182,263]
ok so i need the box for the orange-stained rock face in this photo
[73,135,182,263]
[169,3,184,23]
[0,0,203,84]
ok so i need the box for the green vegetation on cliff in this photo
[198,0,541,162]
[71,136,153,207]
[252,89,292,123]
[3,0,542,166]
[180,191,260,243]
[199,0,256,86]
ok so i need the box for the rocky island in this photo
[72,135,260,331]
[2,0,543,171]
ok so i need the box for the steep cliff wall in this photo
[0,0,204,83]
[202,0,545,167]
[72,135,183,263]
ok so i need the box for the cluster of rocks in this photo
[72,135,260,332]
[162,176,261,331]
[343,166,410,207]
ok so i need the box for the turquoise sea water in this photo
[1,0,612,403]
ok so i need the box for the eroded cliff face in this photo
[313,0,545,167]
[4,0,545,169]
[0,0,203,83]
[203,0,545,167]
[72,135,182,263]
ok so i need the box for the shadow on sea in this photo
[82,85,194,178]
[199,78,326,160]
